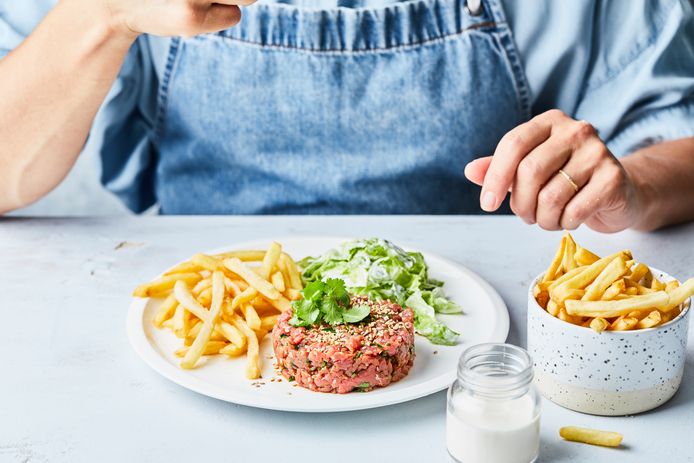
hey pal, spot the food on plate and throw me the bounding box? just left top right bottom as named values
left=534, top=233, right=693, bottom=332
left=299, top=238, right=461, bottom=345
left=559, top=426, right=623, bottom=447
left=272, top=278, right=415, bottom=393
left=133, top=242, right=303, bottom=378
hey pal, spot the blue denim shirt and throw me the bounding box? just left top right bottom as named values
left=2, top=0, right=694, bottom=214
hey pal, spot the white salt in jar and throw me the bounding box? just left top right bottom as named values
left=447, top=343, right=540, bottom=463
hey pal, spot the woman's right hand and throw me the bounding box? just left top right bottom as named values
left=103, top=0, right=256, bottom=39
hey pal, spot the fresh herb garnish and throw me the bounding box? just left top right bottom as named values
left=289, top=279, right=371, bottom=327
left=288, top=376, right=295, bottom=382
left=355, top=382, right=370, bottom=391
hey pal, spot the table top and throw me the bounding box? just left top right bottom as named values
left=1, top=216, right=692, bottom=463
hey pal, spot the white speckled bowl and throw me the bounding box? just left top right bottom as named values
left=527, top=269, right=690, bottom=416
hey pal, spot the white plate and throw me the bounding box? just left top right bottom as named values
left=127, top=237, right=509, bottom=412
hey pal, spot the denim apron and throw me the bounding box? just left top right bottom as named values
left=153, top=0, right=530, bottom=214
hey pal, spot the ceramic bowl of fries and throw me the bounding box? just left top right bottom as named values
left=527, top=233, right=692, bottom=416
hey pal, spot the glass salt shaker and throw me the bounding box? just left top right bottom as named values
left=447, top=343, right=541, bottom=463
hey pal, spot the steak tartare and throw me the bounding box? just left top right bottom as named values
left=272, top=296, right=415, bottom=393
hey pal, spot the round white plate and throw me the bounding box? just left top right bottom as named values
left=127, top=237, right=509, bottom=412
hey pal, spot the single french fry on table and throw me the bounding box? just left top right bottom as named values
left=559, top=426, right=623, bottom=447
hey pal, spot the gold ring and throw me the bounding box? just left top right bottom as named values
left=557, top=169, right=579, bottom=192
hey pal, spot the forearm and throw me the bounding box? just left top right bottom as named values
left=0, top=0, right=136, bottom=213
left=622, top=137, right=694, bottom=231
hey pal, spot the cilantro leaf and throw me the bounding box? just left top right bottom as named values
left=342, top=304, right=371, bottom=323
left=289, top=278, right=371, bottom=327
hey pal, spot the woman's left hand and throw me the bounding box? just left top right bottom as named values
left=464, top=109, right=644, bottom=233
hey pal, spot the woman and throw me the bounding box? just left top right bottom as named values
left=1, top=0, right=693, bottom=232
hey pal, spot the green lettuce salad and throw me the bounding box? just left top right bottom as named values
left=299, top=238, right=462, bottom=345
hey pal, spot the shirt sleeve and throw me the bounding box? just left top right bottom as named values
left=89, top=35, right=160, bottom=213
left=504, top=0, right=694, bottom=157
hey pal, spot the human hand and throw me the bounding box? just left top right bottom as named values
left=465, top=110, right=644, bottom=233
left=101, top=0, right=255, bottom=39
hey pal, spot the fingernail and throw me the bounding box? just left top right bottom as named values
left=481, top=191, right=498, bottom=211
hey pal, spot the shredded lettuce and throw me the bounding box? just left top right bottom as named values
left=299, top=238, right=461, bottom=345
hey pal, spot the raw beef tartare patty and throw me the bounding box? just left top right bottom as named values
left=272, top=296, right=415, bottom=393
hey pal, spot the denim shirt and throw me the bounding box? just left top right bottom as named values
left=2, top=0, right=694, bottom=214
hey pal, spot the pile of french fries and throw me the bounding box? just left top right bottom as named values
left=534, top=233, right=694, bottom=332
left=133, top=242, right=303, bottom=379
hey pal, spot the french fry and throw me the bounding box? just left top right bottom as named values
left=242, top=303, right=262, bottom=331
left=220, top=343, right=247, bottom=357
left=272, top=271, right=286, bottom=292
left=548, top=266, right=585, bottom=291
left=224, top=277, right=242, bottom=296
left=231, top=313, right=261, bottom=379
left=558, top=308, right=582, bottom=325
left=280, top=253, right=303, bottom=290
left=260, top=315, right=279, bottom=331
left=535, top=285, right=550, bottom=310
left=651, top=276, right=666, bottom=291
left=192, top=278, right=212, bottom=295
left=231, top=286, right=259, bottom=310
left=610, top=316, right=638, bottom=331
left=574, top=246, right=600, bottom=266
left=561, top=233, right=577, bottom=272
left=665, top=280, right=680, bottom=292
left=197, top=287, right=213, bottom=307
left=542, top=235, right=566, bottom=283
left=181, top=271, right=225, bottom=369
left=285, top=288, right=302, bottom=301
left=224, top=258, right=281, bottom=301
left=559, top=426, right=623, bottom=447
left=175, top=341, right=227, bottom=357
left=628, top=263, right=650, bottom=283
left=153, top=293, right=178, bottom=327
left=589, top=317, right=609, bottom=333
left=547, top=300, right=561, bottom=317
left=215, top=250, right=266, bottom=261
left=566, top=291, right=669, bottom=318
left=625, top=286, right=638, bottom=295
left=266, top=294, right=292, bottom=313
left=173, top=280, right=210, bottom=323
left=260, top=242, right=282, bottom=280
left=133, top=273, right=202, bottom=298
left=216, top=321, right=246, bottom=348
left=663, top=277, right=694, bottom=312
left=600, top=279, right=626, bottom=300
left=581, top=256, right=627, bottom=301
left=637, top=310, right=662, bottom=329
left=191, top=253, right=224, bottom=272
left=164, top=261, right=203, bottom=275
left=173, top=304, right=185, bottom=338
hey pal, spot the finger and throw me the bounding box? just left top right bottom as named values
left=464, top=156, right=493, bottom=186
left=561, top=163, right=631, bottom=232
left=479, top=112, right=563, bottom=212
left=200, top=4, right=242, bottom=33
left=534, top=138, right=606, bottom=230
left=509, top=137, right=573, bottom=224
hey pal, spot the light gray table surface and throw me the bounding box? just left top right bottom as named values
left=1, top=216, right=693, bottom=463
